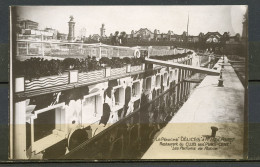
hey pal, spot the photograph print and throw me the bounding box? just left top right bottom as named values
left=10, top=5, right=247, bottom=160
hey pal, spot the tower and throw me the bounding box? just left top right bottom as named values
left=68, top=15, right=75, bottom=41
left=100, top=23, right=105, bottom=37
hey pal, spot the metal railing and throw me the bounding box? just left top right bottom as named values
left=15, top=40, right=188, bottom=60
left=16, top=40, right=136, bottom=59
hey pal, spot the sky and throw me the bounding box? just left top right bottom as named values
left=15, top=6, right=247, bottom=37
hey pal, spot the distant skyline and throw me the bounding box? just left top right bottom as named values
left=15, top=6, right=247, bottom=37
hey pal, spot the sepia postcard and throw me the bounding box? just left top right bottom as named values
left=9, top=5, right=247, bottom=160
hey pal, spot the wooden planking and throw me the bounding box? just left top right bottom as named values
left=145, top=58, right=220, bottom=76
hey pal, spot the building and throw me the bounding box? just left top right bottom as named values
left=170, top=34, right=183, bottom=42
left=187, top=35, right=199, bottom=43
left=68, top=16, right=76, bottom=41
left=16, top=19, right=61, bottom=41
left=18, top=19, right=39, bottom=30
left=57, top=32, right=68, bottom=41
left=85, top=26, right=245, bottom=48
left=204, top=32, right=222, bottom=43
left=226, top=33, right=241, bottom=44
left=17, top=28, right=57, bottom=41
left=130, top=28, right=154, bottom=41
left=45, top=28, right=58, bottom=40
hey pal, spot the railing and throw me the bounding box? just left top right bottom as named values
left=149, top=47, right=186, bottom=56
left=16, top=40, right=136, bottom=59
left=16, top=39, right=190, bottom=61
left=15, top=64, right=146, bottom=93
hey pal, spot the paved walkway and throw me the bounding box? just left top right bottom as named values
left=142, top=57, right=245, bottom=159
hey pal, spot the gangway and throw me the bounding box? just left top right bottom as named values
left=145, top=58, right=220, bottom=76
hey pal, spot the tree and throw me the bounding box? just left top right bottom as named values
left=111, top=31, right=120, bottom=45
left=221, top=32, right=230, bottom=44
left=119, top=31, right=127, bottom=46
left=235, top=33, right=241, bottom=42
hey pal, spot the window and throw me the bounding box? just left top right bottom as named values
left=132, top=81, right=141, bottom=98
left=146, top=77, right=152, bottom=90
left=175, top=69, right=178, bottom=82
left=169, top=71, right=174, bottom=82
left=180, top=69, right=184, bottom=81
left=32, top=105, right=66, bottom=142
left=183, top=69, right=187, bottom=78
left=31, top=103, right=66, bottom=154
left=114, top=89, right=120, bottom=105
left=82, top=93, right=102, bottom=125
left=55, top=107, right=66, bottom=133
left=34, top=109, right=55, bottom=142
left=156, top=75, right=161, bottom=88
left=113, top=86, right=124, bottom=108
left=163, top=73, right=168, bottom=85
